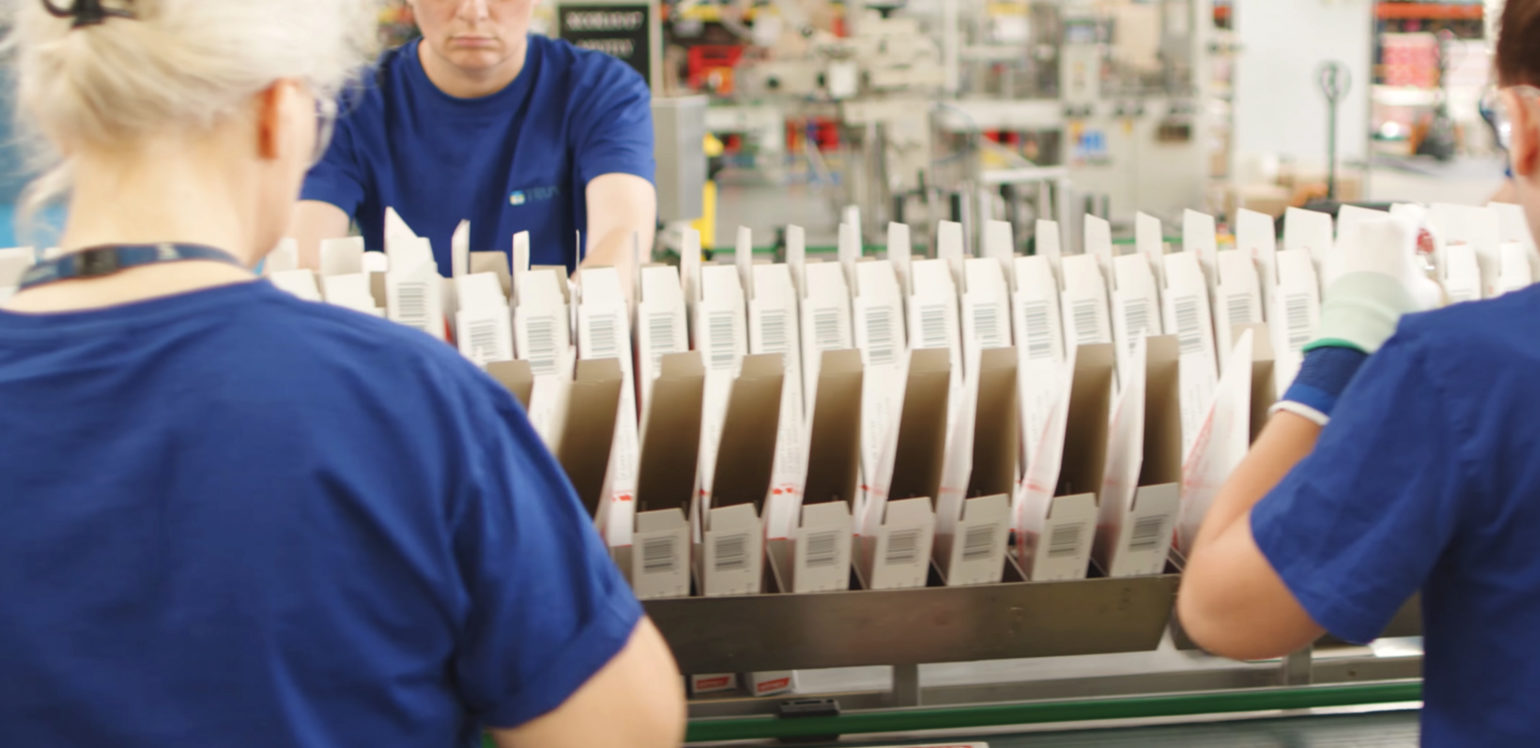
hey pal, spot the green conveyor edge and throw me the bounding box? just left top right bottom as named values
left=479, top=681, right=1421, bottom=745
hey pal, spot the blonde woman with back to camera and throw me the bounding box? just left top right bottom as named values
left=0, top=1, right=685, bottom=746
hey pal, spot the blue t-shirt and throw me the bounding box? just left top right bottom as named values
left=302, top=35, right=655, bottom=273
left=1252, top=285, right=1540, bottom=746
left=0, top=281, right=642, bottom=747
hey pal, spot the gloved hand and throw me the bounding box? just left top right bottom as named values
left=1274, top=215, right=1444, bottom=426
left=1307, top=215, right=1444, bottom=355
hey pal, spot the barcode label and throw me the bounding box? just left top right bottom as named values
left=962, top=525, right=997, bottom=561
left=812, top=306, right=845, bottom=350
left=714, top=533, right=749, bottom=572
left=1047, top=522, right=1085, bottom=559
left=884, top=529, right=920, bottom=565
left=972, top=302, right=1004, bottom=348
left=706, top=310, right=738, bottom=371
left=805, top=531, right=839, bottom=568
left=395, top=281, right=429, bottom=330
left=1128, top=515, right=1168, bottom=553
left=863, top=305, right=898, bottom=366
left=1173, top=296, right=1203, bottom=355
left=1020, top=300, right=1055, bottom=360
left=1285, top=294, right=1313, bottom=350
left=1123, top=298, right=1153, bottom=344
left=524, top=315, right=558, bottom=375
left=916, top=302, right=950, bottom=349
left=758, top=309, right=790, bottom=355
left=585, top=312, right=619, bottom=359
left=465, top=318, right=500, bottom=363
left=641, top=536, right=679, bottom=574
left=1226, top=293, right=1254, bottom=328
left=1070, top=298, right=1101, bottom=345
left=646, top=312, right=679, bottom=374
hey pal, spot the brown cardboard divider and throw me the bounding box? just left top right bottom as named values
left=554, top=358, right=623, bottom=518
left=483, top=359, right=534, bottom=408
left=643, top=559, right=1181, bottom=674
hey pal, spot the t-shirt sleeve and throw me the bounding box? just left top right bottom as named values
left=1250, top=333, right=1468, bottom=644
left=450, top=381, right=643, bottom=728
left=299, top=107, right=368, bottom=216
left=571, top=59, right=656, bottom=186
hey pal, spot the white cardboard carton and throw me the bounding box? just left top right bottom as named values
left=321, top=272, right=385, bottom=316
left=1085, top=214, right=1115, bottom=285
left=1060, top=254, right=1114, bottom=352
left=382, top=210, right=446, bottom=340
left=524, top=351, right=576, bottom=450
left=1335, top=204, right=1387, bottom=243
left=693, top=263, right=750, bottom=511
left=266, top=238, right=300, bottom=275
left=1161, top=252, right=1219, bottom=458
left=1498, top=241, right=1534, bottom=295
left=1183, top=210, right=1219, bottom=293
left=1429, top=202, right=1502, bottom=299
left=960, top=257, right=1012, bottom=380
left=1110, top=253, right=1164, bottom=385
left=512, top=231, right=576, bottom=380
left=1212, top=250, right=1263, bottom=370
left=1283, top=207, right=1334, bottom=291
left=1011, top=255, right=1068, bottom=476
left=630, top=352, right=704, bottom=600
left=1491, top=201, right=1540, bottom=281
left=788, top=225, right=856, bottom=414
left=934, top=347, right=1017, bottom=586
left=1176, top=328, right=1256, bottom=552
left=1094, top=335, right=1182, bottom=578
left=454, top=272, right=515, bottom=366
left=857, top=348, right=947, bottom=590
left=1236, top=209, right=1278, bottom=314
left=1270, top=249, right=1321, bottom=394
left=319, top=236, right=365, bottom=277
left=742, top=251, right=807, bottom=541
left=269, top=269, right=323, bottom=302
left=576, top=267, right=641, bottom=547
left=634, top=263, right=690, bottom=418
left=1135, top=212, right=1167, bottom=287
left=1444, top=243, right=1483, bottom=304
left=1013, top=342, right=1114, bottom=581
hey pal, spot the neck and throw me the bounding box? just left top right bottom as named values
left=417, top=38, right=527, bottom=98
left=2, top=145, right=260, bottom=313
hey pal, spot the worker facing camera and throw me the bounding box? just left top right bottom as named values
left=1178, top=1, right=1540, bottom=745
left=0, top=1, right=683, bottom=747
left=290, top=0, right=658, bottom=291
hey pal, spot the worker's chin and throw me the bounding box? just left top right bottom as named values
left=441, top=44, right=512, bottom=71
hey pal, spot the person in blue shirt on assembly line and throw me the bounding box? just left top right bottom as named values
left=288, top=0, right=657, bottom=286
left=0, top=1, right=683, bottom=747
left=1179, top=2, right=1540, bottom=744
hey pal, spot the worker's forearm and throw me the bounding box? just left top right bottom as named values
left=1190, top=412, right=1322, bottom=554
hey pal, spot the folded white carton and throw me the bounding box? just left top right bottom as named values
left=1135, top=212, right=1167, bottom=287
left=1060, top=254, right=1114, bottom=352
left=1236, top=209, right=1278, bottom=315
left=1335, top=204, right=1388, bottom=243
left=909, top=222, right=965, bottom=394
left=768, top=349, right=863, bottom=594
left=455, top=272, right=515, bottom=366
left=321, top=272, right=386, bottom=316
left=1183, top=209, right=1219, bottom=293
left=1430, top=202, right=1503, bottom=299
left=1094, top=335, right=1182, bottom=578
left=844, top=222, right=908, bottom=519
left=1176, top=328, right=1255, bottom=552
left=1212, top=250, right=1263, bottom=370
left=268, top=269, right=324, bottom=302
left=1498, top=241, right=1534, bottom=296
left=265, top=238, right=300, bottom=275
left=1110, top=254, right=1164, bottom=385
left=523, top=350, right=577, bottom=451
left=736, top=234, right=807, bottom=542
left=550, top=358, right=624, bottom=523
left=856, top=348, right=947, bottom=590
left=686, top=243, right=750, bottom=512
left=1443, top=243, right=1483, bottom=303
left=961, top=232, right=1013, bottom=379
left=934, top=346, right=1017, bottom=586
left=382, top=208, right=446, bottom=340
left=630, top=352, right=705, bottom=600
left=1270, top=249, right=1321, bottom=395
left=698, top=353, right=784, bottom=597
left=787, top=225, right=856, bottom=414
left=634, top=259, right=689, bottom=419
left=319, top=236, right=366, bottom=277
left=1491, top=201, right=1540, bottom=282
left=1014, top=342, right=1114, bottom=581
left=1160, top=251, right=1219, bottom=457
left=483, top=359, right=535, bottom=409
left=576, top=266, right=641, bottom=547
left=1084, top=214, right=1115, bottom=289
left=1010, top=249, right=1068, bottom=478
left=1283, top=207, right=1335, bottom=292
left=511, top=231, right=577, bottom=380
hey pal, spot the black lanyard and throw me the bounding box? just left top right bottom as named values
left=17, top=243, right=247, bottom=291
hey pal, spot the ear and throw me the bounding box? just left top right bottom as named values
left=1508, top=90, right=1540, bottom=179
left=255, top=80, right=305, bottom=162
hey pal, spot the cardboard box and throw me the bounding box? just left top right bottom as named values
left=1060, top=254, right=1113, bottom=352
left=320, top=272, right=385, bottom=316
left=553, top=358, right=624, bottom=521
left=768, top=349, right=863, bottom=594
left=1135, top=212, right=1167, bottom=287
left=1176, top=328, right=1258, bottom=552
left=1160, top=252, right=1218, bottom=458
left=511, top=231, right=577, bottom=380
left=1094, top=335, right=1182, bottom=578
left=787, top=225, right=856, bottom=414
left=469, top=249, right=512, bottom=298
left=1269, top=249, right=1320, bottom=394
left=319, top=236, right=366, bottom=277
left=630, top=351, right=705, bottom=600
left=1182, top=209, right=1219, bottom=292
left=576, top=264, right=641, bottom=547
left=688, top=673, right=740, bottom=696
left=1212, top=250, right=1263, bottom=371
left=1014, top=342, right=1115, bottom=581
left=382, top=208, right=446, bottom=340
left=1235, top=209, right=1279, bottom=326
left=1010, top=253, right=1068, bottom=473
left=1111, top=253, right=1164, bottom=384
left=737, top=236, right=807, bottom=541
left=1283, top=207, right=1333, bottom=292
left=455, top=272, right=516, bottom=366
left=856, top=348, right=947, bottom=590
left=698, top=353, right=784, bottom=597
left=265, top=238, right=299, bottom=274
left=1084, top=214, right=1115, bottom=283
left=934, top=347, right=1017, bottom=586
left=634, top=262, right=690, bottom=419
left=269, top=269, right=323, bottom=302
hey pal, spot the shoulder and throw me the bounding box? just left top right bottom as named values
left=533, top=34, right=647, bottom=93
left=1393, top=287, right=1540, bottom=366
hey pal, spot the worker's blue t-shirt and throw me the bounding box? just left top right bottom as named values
left=0, top=281, right=642, bottom=747
left=1251, top=285, right=1540, bottom=746
left=302, top=34, right=655, bottom=273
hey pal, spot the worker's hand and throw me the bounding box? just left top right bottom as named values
left=1274, top=215, right=1442, bottom=427
left=1307, top=215, right=1443, bottom=356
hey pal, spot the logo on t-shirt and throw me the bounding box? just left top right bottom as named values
left=509, top=186, right=561, bottom=206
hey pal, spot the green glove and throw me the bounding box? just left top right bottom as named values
left=1305, top=216, right=1443, bottom=355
